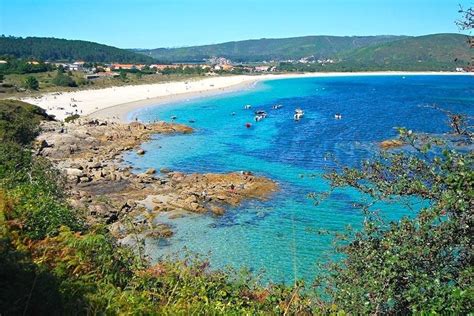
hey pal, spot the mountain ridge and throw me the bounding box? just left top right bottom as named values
left=136, top=35, right=410, bottom=62
left=136, top=33, right=471, bottom=70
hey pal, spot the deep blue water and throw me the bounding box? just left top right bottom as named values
left=124, top=75, right=474, bottom=283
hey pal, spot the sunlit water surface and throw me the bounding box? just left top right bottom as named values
left=123, top=75, right=474, bottom=283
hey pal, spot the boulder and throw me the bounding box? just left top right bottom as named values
left=89, top=162, right=102, bottom=169
left=380, top=139, right=404, bottom=150
left=79, top=176, right=91, bottom=183
left=92, top=170, right=104, bottom=180
left=160, top=167, right=172, bottom=174
left=109, top=222, right=127, bottom=238
left=210, top=205, right=225, bottom=216
left=145, top=168, right=156, bottom=175
left=38, top=139, right=50, bottom=150
left=65, top=168, right=83, bottom=177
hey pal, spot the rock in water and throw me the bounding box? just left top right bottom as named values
left=145, top=168, right=156, bottom=175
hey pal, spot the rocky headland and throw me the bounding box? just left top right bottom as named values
left=35, top=119, right=278, bottom=241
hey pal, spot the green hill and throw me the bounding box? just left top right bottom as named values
left=137, top=35, right=408, bottom=62
left=0, top=36, right=156, bottom=63
left=338, top=33, right=471, bottom=70
left=137, top=33, right=471, bottom=70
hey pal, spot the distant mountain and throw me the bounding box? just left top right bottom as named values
left=338, top=33, right=471, bottom=70
left=137, top=33, right=471, bottom=70
left=136, top=35, right=408, bottom=62
left=0, top=36, right=156, bottom=63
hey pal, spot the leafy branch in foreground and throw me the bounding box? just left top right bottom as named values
left=456, top=5, right=474, bottom=31
left=315, top=111, right=473, bottom=314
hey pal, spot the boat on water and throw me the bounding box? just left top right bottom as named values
left=255, top=110, right=267, bottom=118
left=272, top=104, right=283, bottom=110
left=294, top=108, right=304, bottom=121
left=254, top=110, right=267, bottom=122
left=244, top=104, right=252, bottom=109
left=334, top=113, right=342, bottom=120
left=171, top=116, right=177, bottom=120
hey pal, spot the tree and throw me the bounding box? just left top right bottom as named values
left=119, top=70, right=127, bottom=81
left=24, top=76, right=39, bottom=90
left=314, top=9, right=474, bottom=313
left=52, top=71, right=77, bottom=87
left=456, top=6, right=473, bottom=69
left=456, top=6, right=473, bottom=30
left=317, top=123, right=473, bottom=313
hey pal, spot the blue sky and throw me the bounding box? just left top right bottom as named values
left=0, top=0, right=469, bottom=48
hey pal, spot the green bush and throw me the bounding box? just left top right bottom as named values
left=1, top=144, right=83, bottom=239
left=24, top=76, right=39, bottom=90
left=75, top=77, right=89, bottom=86
left=64, top=114, right=80, bottom=123
left=318, top=124, right=474, bottom=314
left=0, top=99, right=52, bottom=144
left=52, top=72, right=77, bottom=87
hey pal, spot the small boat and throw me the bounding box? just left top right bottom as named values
left=272, top=104, right=283, bottom=110
left=334, top=113, right=342, bottom=120
left=255, top=110, right=267, bottom=118
left=189, top=119, right=196, bottom=123
left=294, top=108, right=304, bottom=121
left=231, top=112, right=236, bottom=116
left=254, top=115, right=264, bottom=122
left=244, top=104, right=252, bottom=109
left=171, top=116, right=177, bottom=120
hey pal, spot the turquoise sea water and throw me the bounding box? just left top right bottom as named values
left=124, top=75, right=474, bottom=283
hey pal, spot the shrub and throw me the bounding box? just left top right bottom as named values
left=24, top=76, right=39, bottom=90
left=0, top=100, right=52, bottom=144
left=317, top=121, right=474, bottom=314
left=75, top=77, right=88, bottom=86
left=64, top=114, right=80, bottom=123
left=52, top=73, right=77, bottom=87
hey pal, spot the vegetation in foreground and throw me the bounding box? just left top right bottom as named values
left=317, top=119, right=473, bottom=314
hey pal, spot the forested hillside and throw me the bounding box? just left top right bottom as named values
left=0, top=36, right=155, bottom=63
left=339, top=33, right=471, bottom=70
left=137, top=33, right=471, bottom=70
left=136, top=35, right=407, bottom=62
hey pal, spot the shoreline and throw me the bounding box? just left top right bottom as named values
left=18, top=71, right=473, bottom=122
left=92, top=77, right=259, bottom=122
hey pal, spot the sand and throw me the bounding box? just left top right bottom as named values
left=18, top=72, right=472, bottom=122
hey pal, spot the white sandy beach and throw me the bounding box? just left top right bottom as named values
left=18, top=72, right=472, bottom=122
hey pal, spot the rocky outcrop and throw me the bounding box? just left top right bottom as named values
left=379, top=139, right=404, bottom=150
left=36, top=119, right=278, bottom=240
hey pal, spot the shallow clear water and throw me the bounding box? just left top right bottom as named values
left=124, top=75, right=474, bottom=283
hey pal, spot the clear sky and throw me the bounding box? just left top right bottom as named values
left=0, top=0, right=469, bottom=49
